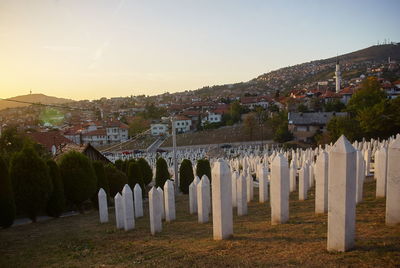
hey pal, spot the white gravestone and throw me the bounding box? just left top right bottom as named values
left=299, top=165, right=309, bottom=201
left=315, top=151, right=328, bottom=213
left=386, top=137, right=400, bottom=225
left=197, top=176, right=210, bottom=223
left=157, top=187, right=165, bottom=220
left=164, top=180, right=176, bottom=222
left=114, top=193, right=124, bottom=229
left=237, top=174, right=247, bottom=216
left=246, top=174, right=254, bottom=202
left=327, top=135, right=356, bottom=252
left=98, top=188, right=108, bottom=223
left=149, top=187, right=162, bottom=235
left=259, top=166, right=269, bottom=203
left=375, top=147, right=388, bottom=198
left=212, top=159, right=233, bottom=240
left=270, top=154, right=290, bottom=225
left=133, top=184, right=143, bottom=218
left=122, top=184, right=135, bottom=231
left=356, top=150, right=365, bottom=204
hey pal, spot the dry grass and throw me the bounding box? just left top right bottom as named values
left=0, top=180, right=399, bottom=267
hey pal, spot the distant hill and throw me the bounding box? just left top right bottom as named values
left=0, top=94, right=74, bottom=111
left=192, top=43, right=400, bottom=97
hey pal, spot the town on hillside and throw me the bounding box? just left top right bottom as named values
left=1, top=44, right=399, bottom=159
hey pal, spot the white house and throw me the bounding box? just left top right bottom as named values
left=82, top=129, right=107, bottom=146
left=105, top=121, right=129, bottom=144
left=174, top=115, right=192, bottom=133
left=201, top=111, right=222, bottom=126
left=151, top=123, right=169, bottom=136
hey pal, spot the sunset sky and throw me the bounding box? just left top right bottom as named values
left=0, top=0, right=399, bottom=100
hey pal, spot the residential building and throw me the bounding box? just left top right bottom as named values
left=174, top=115, right=192, bottom=133
left=288, top=112, right=347, bottom=142
left=151, top=123, right=169, bottom=136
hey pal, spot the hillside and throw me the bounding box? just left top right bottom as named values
left=0, top=93, right=74, bottom=110
left=193, top=43, right=400, bottom=97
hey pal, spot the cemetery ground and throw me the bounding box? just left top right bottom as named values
left=0, top=179, right=399, bottom=267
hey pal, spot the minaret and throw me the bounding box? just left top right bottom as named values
left=335, top=59, right=341, bottom=93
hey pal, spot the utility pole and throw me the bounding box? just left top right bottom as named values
left=171, top=115, right=179, bottom=193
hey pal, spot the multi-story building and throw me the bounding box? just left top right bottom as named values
left=151, top=123, right=169, bottom=136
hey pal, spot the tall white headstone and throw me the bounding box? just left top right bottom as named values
left=237, top=174, right=247, bottom=216
left=114, top=193, right=124, bottom=229
left=231, top=171, right=238, bottom=207
left=157, top=187, right=165, bottom=220
left=246, top=174, right=254, bottom=202
left=270, top=154, right=290, bottom=225
left=122, top=184, right=135, bottom=231
left=315, top=151, right=328, bottom=213
left=259, top=166, right=269, bottom=203
left=189, top=181, right=197, bottom=214
left=289, top=161, right=297, bottom=193
left=197, top=176, right=210, bottom=223
left=212, top=159, right=233, bottom=240
left=164, top=180, right=176, bottom=222
left=327, top=135, right=356, bottom=252
left=356, top=150, right=365, bottom=204
left=375, top=147, right=388, bottom=198
left=299, top=165, right=309, bottom=201
left=149, top=187, right=162, bottom=235
left=133, top=184, right=143, bottom=218
left=98, top=188, right=108, bottom=223
left=386, top=137, right=400, bottom=225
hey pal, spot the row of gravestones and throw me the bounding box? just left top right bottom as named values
left=98, top=134, right=400, bottom=252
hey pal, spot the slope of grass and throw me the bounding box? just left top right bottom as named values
left=0, top=180, right=398, bottom=267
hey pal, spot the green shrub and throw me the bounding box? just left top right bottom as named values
left=58, top=151, right=97, bottom=212
left=127, top=161, right=145, bottom=195
left=114, top=159, right=124, bottom=171
left=45, top=160, right=65, bottom=218
left=179, top=159, right=194, bottom=194
left=0, top=155, right=15, bottom=228
left=155, top=157, right=170, bottom=188
left=196, top=159, right=211, bottom=181
left=10, top=146, right=52, bottom=222
left=105, top=164, right=128, bottom=197
left=137, top=158, right=153, bottom=186
left=91, top=161, right=109, bottom=209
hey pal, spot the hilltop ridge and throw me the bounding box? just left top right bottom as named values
left=0, top=93, right=74, bottom=111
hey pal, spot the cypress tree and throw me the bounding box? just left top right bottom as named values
left=10, top=145, right=52, bottom=222
left=196, top=159, right=212, bottom=181
left=114, top=159, right=124, bottom=171
left=155, top=157, right=170, bottom=188
left=46, top=160, right=65, bottom=218
left=179, top=159, right=194, bottom=194
left=127, top=161, right=146, bottom=196
left=105, top=164, right=128, bottom=197
left=137, top=158, right=153, bottom=186
left=0, top=155, right=16, bottom=228
left=58, top=151, right=97, bottom=212
left=91, top=161, right=109, bottom=209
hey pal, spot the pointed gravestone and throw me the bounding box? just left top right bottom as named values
left=164, top=180, right=176, bottom=222
left=157, top=187, right=165, bottom=220
left=309, top=163, right=315, bottom=188
left=327, top=135, right=356, bottom=252
left=299, top=165, right=309, bottom=201
left=149, top=186, right=162, bottom=235
left=246, top=174, right=254, bottom=202
left=386, top=136, right=400, bottom=225
left=289, top=160, right=297, bottom=192
left=315, top=151, right=328, bottom=214
left=189, top=181, right=197, bottom=214
left=237, top=174, right=247, bottom=216
left=375, top=147, right=388, bottom=198
left=114, top=193, right=124, bottom=229
left=201, top=175, right=211, bottom=212
left=212, top=159, right=233, bottom=240
left=270, top=154, right=289, bottom=225
left=122, top=184, right=135, bottom=231
left=259, top=166, right=269, bottom=203
left=231, top=171, right=238, bottom=208
left=364, top=148, right=371, bottom=176
left=98, top=188, right=108, bottom=223
left=197, top=176, right=210, bottom=223
left=356, top=150, right=366, bottom=204
left=133, top=184, right=143, bottom=218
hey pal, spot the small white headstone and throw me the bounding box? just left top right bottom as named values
left=149, top=187, right=162, bottom=235
left=122, top=184, right=135, bottom=231
left=133, top=184, right=143, bottom=218
left=98, top=188, right=108, bottom=223
left=114, top=193, right=124, bottom=229
left=164, top=180, right=176, bottom=222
